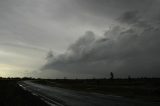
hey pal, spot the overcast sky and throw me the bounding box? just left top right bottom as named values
left=0, top=0, right=160, bottom=78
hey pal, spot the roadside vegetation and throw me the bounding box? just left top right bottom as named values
left=0, top=78, right=48, bottom=106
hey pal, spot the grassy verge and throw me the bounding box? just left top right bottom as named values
left=0, top=78, right=48, bottom=106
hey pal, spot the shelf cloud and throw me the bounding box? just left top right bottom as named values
left=42, top=8, right=160, bottom=78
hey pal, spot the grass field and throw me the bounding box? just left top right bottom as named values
left=33, top=78, right=160, bottom=102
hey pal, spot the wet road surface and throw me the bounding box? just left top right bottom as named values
left=18, top=81, right=160, bottom=106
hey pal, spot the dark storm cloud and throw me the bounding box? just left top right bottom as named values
left=117, top=10, right=155, bottom=31
left=42, top=6, right=160, bottom=77
left=72, top=0, right=153, bottom=18
left=118, top=11, right=139, bottom=24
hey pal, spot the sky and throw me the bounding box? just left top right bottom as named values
left=0, top=0, right=160, bottom=78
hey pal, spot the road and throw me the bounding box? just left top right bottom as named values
left=18, top=81, right=160, bottom=106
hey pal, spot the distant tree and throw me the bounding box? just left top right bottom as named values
left=128, top=75, right=131, bottom=80
left=128, top=75, right=132, bottom=82
left=110, top=72, right=114, bottom=79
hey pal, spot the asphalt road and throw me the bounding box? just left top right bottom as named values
left=18, top=81, right=160, bottom=106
